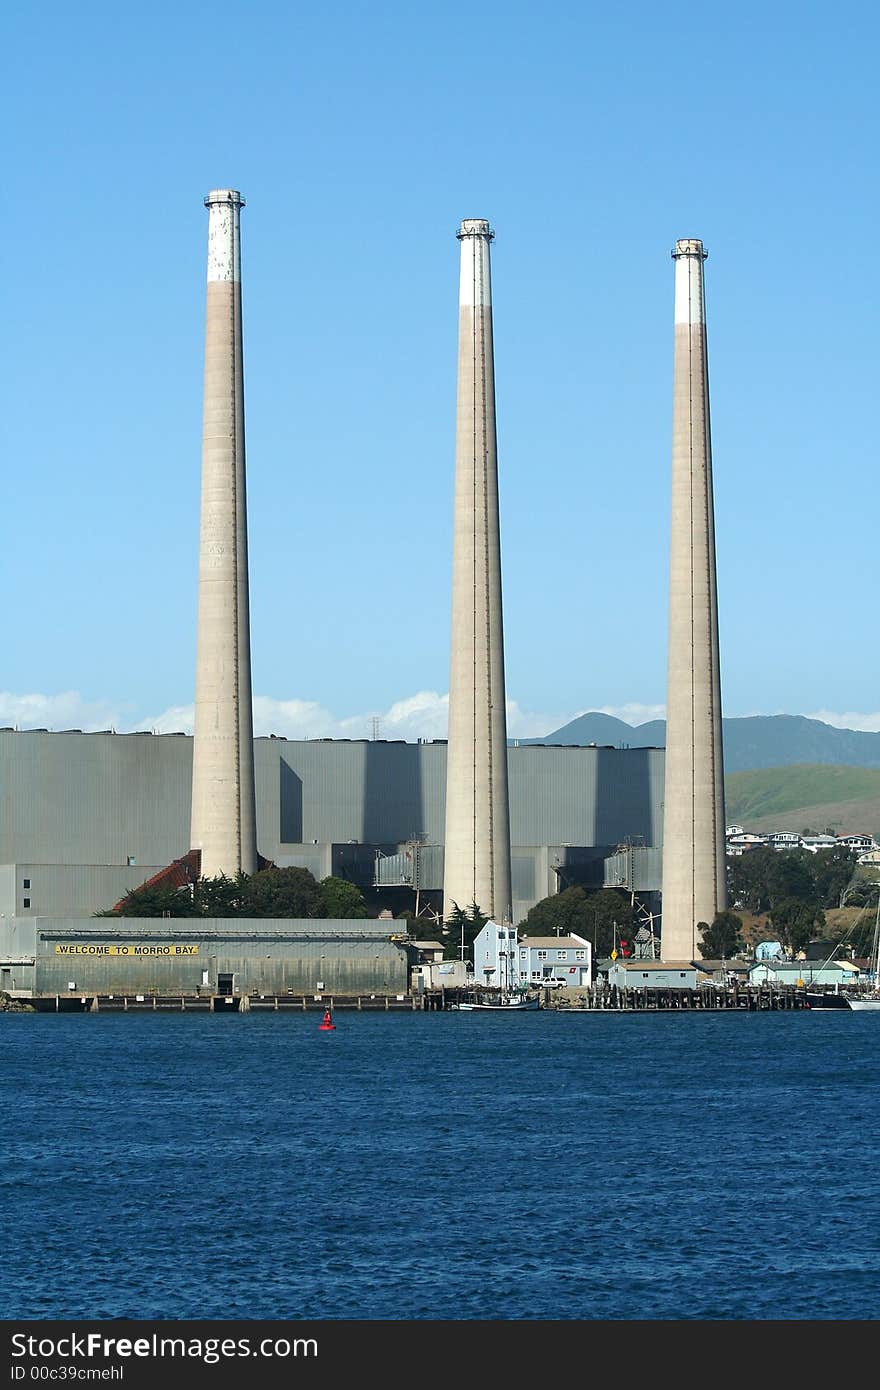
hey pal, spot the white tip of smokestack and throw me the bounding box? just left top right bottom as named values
left=204, top=190, right=244, bottom=283
left=672, top=237, right=707, bottom=325
left=457, top=219, right=494, bottom=308
left=204, top=189, right=245, bottom=207
left=457, top=218, right=494, bottom=239
left=672, top=237, right=706, bottom=258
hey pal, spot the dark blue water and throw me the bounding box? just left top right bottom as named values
left=3, top=1011, right=879, bottom=1320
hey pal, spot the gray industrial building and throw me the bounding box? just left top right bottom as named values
left=0, top=915, right=409, bottom=1000
left=0, top=729, right=664, bottom=924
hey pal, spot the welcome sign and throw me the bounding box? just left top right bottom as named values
left=54, top=944, right=200, bottom=957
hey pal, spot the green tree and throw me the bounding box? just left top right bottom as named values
left=98, top=883, right=201, bottom=917
left=728, top=846, right=778, bottom=913
left=812, top=846, right=857, bottom=909
left=767, top=851, right=817, bottom=903
left=317, top=876, right=368, bottom=918
left=769, top=897, right=825, bottom=954
left=520, top=886, right=590, bottom=939
left=520, top=887, right=635, bottom=957
left=97, top=866, right=370, bottom=920
left=729, top=846, right=833, bottom=927
left=697, top=910, right=744, bottom=959
left=239, top=866, right=323, bottom=918
left=195, top=873, right=247, bottom=917
left=443, top=902, right=488, bottom=961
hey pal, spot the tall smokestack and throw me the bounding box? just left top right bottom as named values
left=661, top=238, right=726, bottom=959
left=442, top=219, right=512, bottom=924
left=190, top=189, right=258, bottom=880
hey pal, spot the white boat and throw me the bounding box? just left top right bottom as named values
left=454, top=995, right=540, bottom=1012
left=848, top=896, right=880, bottom=1011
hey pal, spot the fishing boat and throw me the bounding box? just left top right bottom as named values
left=804, top=987, right=850, bottom=1010
left=848, top=897, right=880, bottom=1011
left=454, top=995, right=541, bottom=1012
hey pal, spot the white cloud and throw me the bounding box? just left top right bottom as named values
left=341, top=691, right=449, bottom=741
left=139, top=691, right=572, bottom=742
left=135, top=703, right=195, bottom=735
left=1, top=688, right=573, bottom=742
left=804, top=710, right=880, bottom=734
left=0, top=690, right=133, bottom=732
left=7, top=690, right=878, bottom=742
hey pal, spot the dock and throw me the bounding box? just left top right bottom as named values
left=20, top=991, right=436, bottom=1014
left=546, top=982, right=815, bottom=1011
left=9, top=983, right=838, bottom=1014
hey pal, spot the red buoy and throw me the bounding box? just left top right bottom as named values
left=319, top=1008, right=335, bottom=1031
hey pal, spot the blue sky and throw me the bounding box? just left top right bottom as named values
left=3, top=1, right=877, bottom=739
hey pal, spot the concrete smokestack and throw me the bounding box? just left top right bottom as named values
left=442, top=219, right=512, bottom=924
left=190, top=189, right=258, bottom=880
left=661, top=238, right=727, bottom=959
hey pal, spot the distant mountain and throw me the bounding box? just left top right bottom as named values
left=523, top=713, right=880, bottom=775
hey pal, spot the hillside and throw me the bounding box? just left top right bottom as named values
left=724, top=765, right=880, bottom=823
left=737, top=795, right=880, bottom=839
left=527, top=713, right=880, bottom=774
left=724, top=765, right=880, bottom=837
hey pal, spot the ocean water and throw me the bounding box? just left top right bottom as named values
left=3, top=1010, right=879, bottom=1321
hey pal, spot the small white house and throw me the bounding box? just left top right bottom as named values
left=515, top=935, right=592, bottom=989
left=769, top=832, right=801, bottom=850
left=726, top=833, right=767, bottom=856
left=409, top=940, right=446, bottom=963
left=608, top=961, right=699, bottom=990
left=837, top=833, right=876, bottom=853
left=411, top=959, right=471, bottom=991
left=749, top=960, right=860, bottom=987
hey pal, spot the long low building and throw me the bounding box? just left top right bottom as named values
left=0, top=729, right=665, bottom=921
left=0, top=916, right=410, bottom=999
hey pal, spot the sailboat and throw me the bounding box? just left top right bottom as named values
left=452, top=935, right=541, bottom=1011
left=848, top=897, right=880, bottom=1011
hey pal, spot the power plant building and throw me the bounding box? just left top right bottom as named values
left=0, top=198, right=731, bottom=997
left=0, top=729, right=664, bottom=926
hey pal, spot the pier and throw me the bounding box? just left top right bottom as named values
left=546, top=982, right=814, bottom=1011
left=20, top=991, right=436, bottom=1014
left=9, top=983, right=839, bottom=1014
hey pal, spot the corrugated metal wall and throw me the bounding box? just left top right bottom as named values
left=0, top=863, right=167, bottom=918
left=0, top=732, right=665, bottom=919
left=1, top=731, right=663, bottom=859
left=3, top=917, right=409, bottom=996
left=0, top=730, right=192, bottom=867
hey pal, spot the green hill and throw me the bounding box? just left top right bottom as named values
left=725, top=764, right=880, bottom=832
